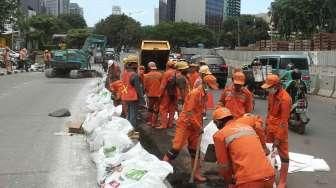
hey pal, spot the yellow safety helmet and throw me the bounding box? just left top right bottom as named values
left=175, top=61, right=189, bottom=70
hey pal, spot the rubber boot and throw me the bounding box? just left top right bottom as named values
left=162, top=154, right=170, bottom=163
left=191, top=158, right=207, bottom=182
left=277, top=163, right=289, bottom=188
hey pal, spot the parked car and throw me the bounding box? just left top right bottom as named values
left=191, top=55, right=228, bottom=88
left=243, top=54, right=311, bottom=96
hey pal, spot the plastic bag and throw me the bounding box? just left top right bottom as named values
left=201, top=121, right=218, bottom=154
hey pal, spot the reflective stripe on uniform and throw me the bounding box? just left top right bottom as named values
left=225, top=126, right=257, bottom=145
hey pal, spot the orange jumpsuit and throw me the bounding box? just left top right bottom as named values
left=218, top=84, right=253, bottom=119
left=213, top=118, right=274, bottom=187
left=203, top=74, right=219, bottom=90
left=109, top=80, right=126, bottom=106
left=171, top=85, right=206, bottom=156
left=3, top=51, right=11, bottom=72
left=266, top=88, right=292, bottom=160
left=144, top=70, right=163, bottom=125
left=159, top=68, right=177, bottom=128
left=189, top=71, right=202, bottom=89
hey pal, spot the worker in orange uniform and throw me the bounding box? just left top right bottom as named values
left=3, top=47, right=12, bottom=74
left=217, top=71, right=253, bottom=118
left=162, top=84, right=207, bottom=182
left=175, top=61, right=191, bottom=112
left=261, top=74, right=292, bottom=188
left=106, top=60, right=123, bottom=107
left=121, top=55, right=144, bottom=127
left=189, top=63, right=201, bottom=89
left=143, top=61, right=163, bottom=127
left=138, top=65, right=145, bottom=84
left=43, top=50, right=52, bottom=69
left=157, top=60, right=177, bottom=129
left=199, top=65, right=219, bottom=90
left=212, top=107, right=274, bottom=188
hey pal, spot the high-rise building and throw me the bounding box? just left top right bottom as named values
left=159, top=0, right=175, bottom=23
left=174, top=0, right=224, bottom=29
left=154, top=8, right=159, bottom=25
left=112, top=6, right=122, bottom=15
left=45, top=0, right=69, bottom=16
left=19, top=0, right=46, bottom=16
left=175, top=0, right=206, bottom=24
left=223, top=0, right=241, bottom=17
left=70, top=3, right=84, bottom=16
left=206, top=0, right=224, bottom=30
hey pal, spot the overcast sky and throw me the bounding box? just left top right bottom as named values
left=71, top=0, right=273, bottom=27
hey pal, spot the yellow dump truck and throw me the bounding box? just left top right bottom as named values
left=140, top=40, right=170, bottom=71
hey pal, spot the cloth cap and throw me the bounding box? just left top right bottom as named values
left=213, top=107, right=233, bottom=120
left=261, top=74, right=280, bottom=89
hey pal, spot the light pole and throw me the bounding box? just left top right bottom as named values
left=237, top=16, right=240, bottom=48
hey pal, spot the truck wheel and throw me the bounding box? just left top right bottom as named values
left=69, top=70, right=81, bottom=79
left=45, top=68, right=56, bottom=78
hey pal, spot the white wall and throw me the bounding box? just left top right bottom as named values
left=175, top=0, right=206, bottom=24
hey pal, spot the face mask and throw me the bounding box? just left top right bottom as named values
left=267, top=87, right=277, bottom=94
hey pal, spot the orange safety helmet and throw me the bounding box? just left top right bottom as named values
left=212, top=107, right=233, bottom=120
left=233, top=71, right=246, bottom=85
left=261, top=74, right=280, bottom=89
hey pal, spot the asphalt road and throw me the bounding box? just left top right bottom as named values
left=0, top=72, right=96, bottom=188
left=207, top=90, right=336, bottom=188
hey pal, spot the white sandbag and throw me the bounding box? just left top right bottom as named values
left=311, top=159, right=330, bottom=172
left=102, top=116, right=133, bottom=135
left=200, top=121, right=218, bottom=154
left=82, top=108, right=114, bottom=134
left=102, top=144, right=173, bottom=188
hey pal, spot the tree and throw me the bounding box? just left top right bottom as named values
left=220, top=15, right=270, bottom=48
left=94, top=14, right=142, bottom=51
left=27, top=15, right=70, bottom=46
left=66, top=28, right=91, bottom=48
left=270, top=0, right=336, bottom=39
left=0, top=0, right=19, bottom=33
left=58, top=14, right=87, bottom=29
left=141, top=22, right=216, bottom=49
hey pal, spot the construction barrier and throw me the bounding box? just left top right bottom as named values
left=309, top=74, right=320, bottom=95
left=317, top=75, right=335, bottom=97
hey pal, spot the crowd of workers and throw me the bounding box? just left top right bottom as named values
left=105, top=55, right=292, bottom=188
left=1, top=47, right=52, bottom=74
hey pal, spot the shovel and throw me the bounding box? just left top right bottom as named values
left=188, top=130, right=203, bottom=184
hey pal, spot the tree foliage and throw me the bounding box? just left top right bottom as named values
left=94, top=14, right=142, bottom=51
left=141, top=22, right=216, bottom=49
left=0, top=0, right=19, bottom=33
left=26, top=14, right=88, bottom=47
left=27, top=15, right=70, bottom=46
left=58, top=14, right=87, bottom=29
left=66, top=28, right=91, bottom=48
left=270, top=0, right=336, bottom=39
left=220, top=15, right=270, bottom=48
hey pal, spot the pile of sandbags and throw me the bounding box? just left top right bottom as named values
left=82, top=77, right=173, bottom=188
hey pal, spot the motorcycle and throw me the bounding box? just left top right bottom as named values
left=283, top=72, right=310, bottom=134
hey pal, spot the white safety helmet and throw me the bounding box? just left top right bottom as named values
left=108, top=60, right=115, bottom=67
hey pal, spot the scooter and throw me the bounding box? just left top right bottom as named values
left=289, top=97, right=310, bottom=134
left=284, top=78, right=310, bottom=134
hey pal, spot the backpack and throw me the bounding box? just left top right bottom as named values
left=166, top=73, right=177, bottom=99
